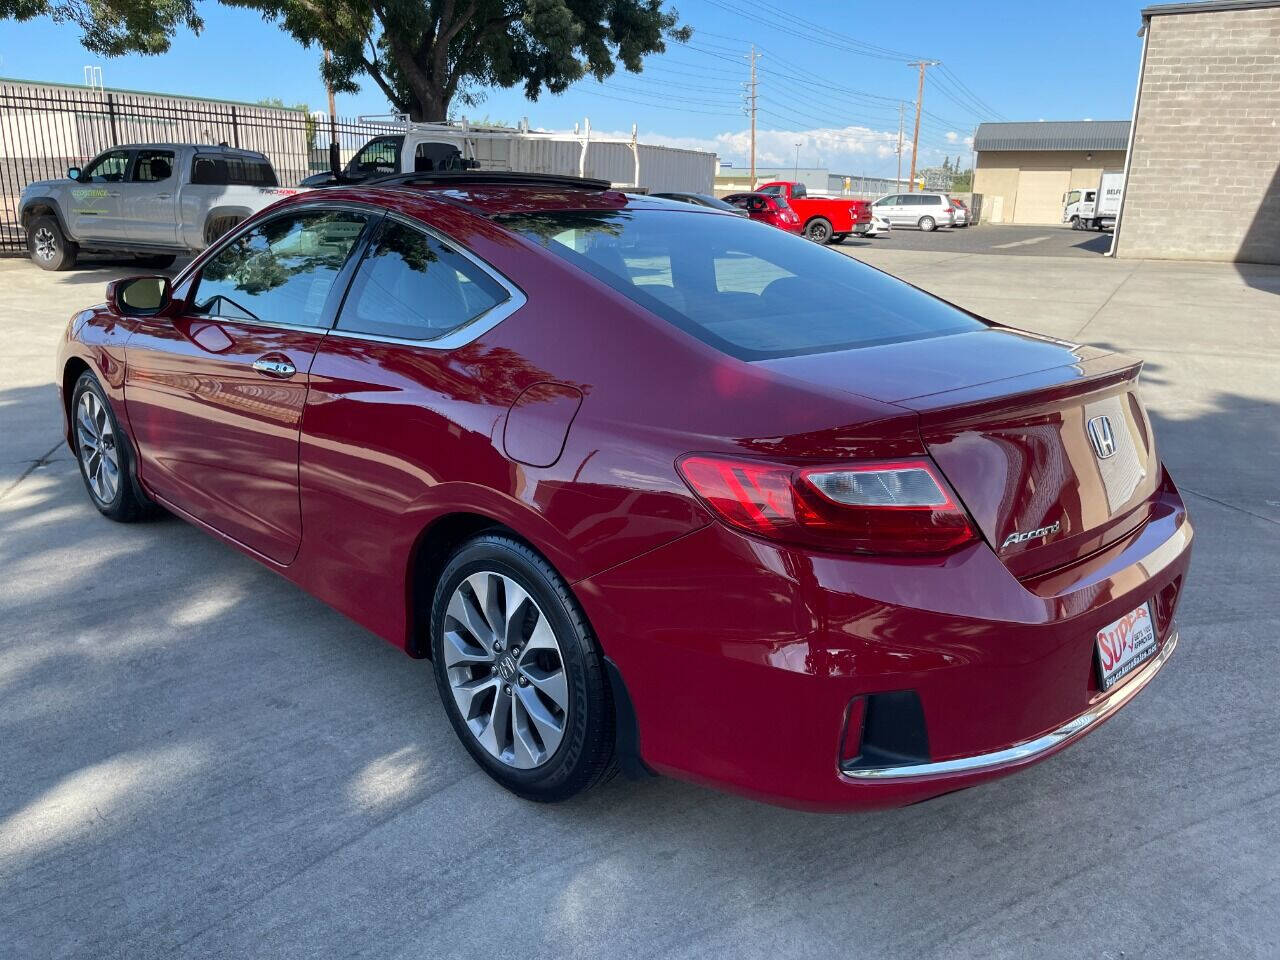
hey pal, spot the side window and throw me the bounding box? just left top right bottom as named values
left=748, top=197, right=767, bottom=212
left=414, top=141, right=464, bottom=172
left=1066, top=191, right=1080, bottom=205
left=351, top=136, right=404, bottom=176
left=193, top=210, right=368, bottom=327
left=757, top=185, right=782, bottom=197
left=336, top=219, right=509, bottom=341
left=133, top=150, right=175, bottom=183
left=791, top=183, right=808, bottom=199
left=1085, top=191, right=1096, bottom=202
left=82, top=150, right=131, bottom=183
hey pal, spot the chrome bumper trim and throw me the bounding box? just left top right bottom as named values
left=842, top=627, right=1179, bottom=781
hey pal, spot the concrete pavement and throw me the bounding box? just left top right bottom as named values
left=2, top=249, right=1279, bottom=959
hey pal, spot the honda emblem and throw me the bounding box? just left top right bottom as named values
left=1087, top=415, right=1117, bottom=460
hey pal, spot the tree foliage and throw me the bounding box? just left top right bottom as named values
left=0, top=0, right=202, bottom=55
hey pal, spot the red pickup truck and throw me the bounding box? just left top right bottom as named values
left=756, top=181, right=873, bottom=244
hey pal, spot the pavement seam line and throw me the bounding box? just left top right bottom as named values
left=0, top=441, right=64, bottom=504
left=1072, top=263, right=1141, bottom=340
left=1181, top=487, right=1280, bottom=526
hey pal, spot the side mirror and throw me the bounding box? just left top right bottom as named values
left=107, top=275, right=172, bottom=316
left=67, top=166, right=82, bottom=181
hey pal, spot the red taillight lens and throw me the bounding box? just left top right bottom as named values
left=676, top=455, right=977, bottom=555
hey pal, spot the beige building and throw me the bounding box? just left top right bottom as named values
left=1114, top=0, right=1280, bottom=264
left=973, top=121, right=1129, bottom=225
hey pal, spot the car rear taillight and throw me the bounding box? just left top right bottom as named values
left=676, top=455, right=977, bottom=555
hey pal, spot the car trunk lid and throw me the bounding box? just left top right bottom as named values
left=757, top=328, right=1161, bottom=576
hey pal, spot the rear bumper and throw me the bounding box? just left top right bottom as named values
left=577, top=476, right=1191, bottom=811
left=842, top=628, right=1178, bottom=781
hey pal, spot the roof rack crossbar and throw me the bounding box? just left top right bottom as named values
left=364, top=171, right=614, bottom=191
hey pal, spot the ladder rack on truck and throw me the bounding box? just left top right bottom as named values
left=313, top=116, right=716, bottom=194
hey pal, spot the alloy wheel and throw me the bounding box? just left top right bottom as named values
left=442, top=570, right=569, bottom=769
left=33, top=226, right=57, bottom=262
left=76, top=390, right=120, bottom=504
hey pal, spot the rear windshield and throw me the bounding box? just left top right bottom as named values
left=191, top=155, right=278, bottom=186
left=498, top=209, right=983, bottom=360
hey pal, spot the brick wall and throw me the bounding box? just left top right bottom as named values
left=1117, top=5, right=1280, bottom=263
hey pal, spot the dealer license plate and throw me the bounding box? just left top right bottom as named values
left=1096, top=602, right=1158, bottom=692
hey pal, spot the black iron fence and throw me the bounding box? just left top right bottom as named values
left=0, top=79, right=400, bottom=254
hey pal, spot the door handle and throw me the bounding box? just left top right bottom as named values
left=156, top=193, right=172, bottom=199
left=252, top=357, right=296, bottom=379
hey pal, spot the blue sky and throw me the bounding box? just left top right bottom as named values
left=1, top=0, right=1149, bottom=177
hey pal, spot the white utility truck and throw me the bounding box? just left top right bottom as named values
left=1063, top=170, right=1125, bottom=231
left=304, top=117, right=717, bottom=194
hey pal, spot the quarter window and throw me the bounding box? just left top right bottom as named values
left=336, top=219, right=508, bottom=341
left=193, top=210, right=369, bottom=327
left=81, top=150, right=131, bottom=183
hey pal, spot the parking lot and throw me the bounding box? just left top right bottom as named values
left=3, top=246, right=1280, bottom=959
left=851, top=221, right=1115, bottom=257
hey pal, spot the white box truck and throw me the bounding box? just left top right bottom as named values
left=1063, top=170, right=1124, bottom=231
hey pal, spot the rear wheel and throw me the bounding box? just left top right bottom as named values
left=28, top=215, right=77, bottom=271
left=430, top=534, right=616, bottom=801
left=71, top=372, right=158, bottom=522
left=805, top=217, right=833, bottom=243
left=919, top=216, right=937, bottom=232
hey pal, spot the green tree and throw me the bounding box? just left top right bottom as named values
left=237, top=0, right=694, bottom=122
left=9, top=0, right=692, bottom=123
left=0, top=0, right=201, bottom=55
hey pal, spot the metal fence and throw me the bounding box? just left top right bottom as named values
left=0, top=79, right=401, bottom=254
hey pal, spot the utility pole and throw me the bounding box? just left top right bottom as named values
left=324, top=49, right=340, bottom=176
left=896, top=101, right=905, bottom=188
left=793, top=141, right=802, bottom=181
left=746, top=45, right=759, bottom=187
left=907, top=60, right=940, bottom=192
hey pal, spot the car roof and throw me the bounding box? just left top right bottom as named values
left=110, top=143, right=270, bottom=159
left=321, top=182, right=702, bottom=219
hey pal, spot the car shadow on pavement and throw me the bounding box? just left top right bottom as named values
left=1, top=376, right=1279, bottom=957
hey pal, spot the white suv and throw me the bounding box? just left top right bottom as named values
left=871, top=192, right=956, bottom=232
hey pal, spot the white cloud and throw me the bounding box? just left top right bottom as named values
left=945, top=130, right=959, bottom=143
left=585, top=123, right=911, bottom=174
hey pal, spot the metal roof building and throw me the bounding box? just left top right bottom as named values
left=973, top=120, right=1130, bottom=225
left=974, top=121, right=1131, bottom=153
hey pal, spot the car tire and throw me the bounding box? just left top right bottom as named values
left=28, top=215, right=78, bottom=271
left=805, top=218, right=834, bottom=243
left=919, top=216, right=937, bottom=232
left=1070, top=216, right=1081, bottom=231
left=70, top=371, right=160, bottom=522
left=430, top=534, right=617, bottom=802
left=135, top=254, right=177, bottom=269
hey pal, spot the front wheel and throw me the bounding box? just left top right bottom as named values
left=28, top=215, right=78, bottom=271
left=805, top=217, right=833, bottom=243
left=918, top=216, right=937, bottom=232
left=430, top=534, right=616, bottom=802
left=71, top=372, right=159, bottom=522
left=1070, top=216, right=1081, bottom=231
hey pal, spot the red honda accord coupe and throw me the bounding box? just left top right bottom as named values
left=57, top=173, right=1191, bottom=810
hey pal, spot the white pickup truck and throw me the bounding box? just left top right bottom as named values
left=18, top=143, right=303, bottom=270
